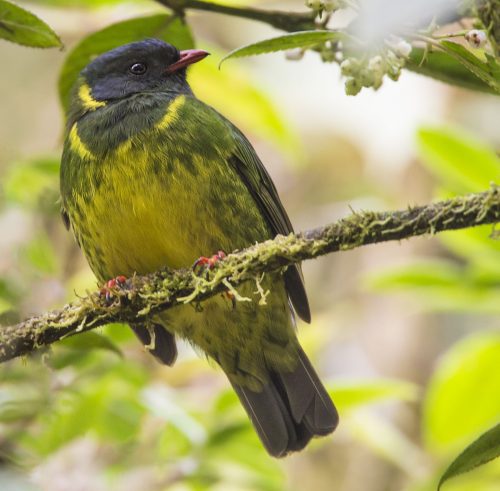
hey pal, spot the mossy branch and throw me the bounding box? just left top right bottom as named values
left=2, top=186, right=500, bottom=363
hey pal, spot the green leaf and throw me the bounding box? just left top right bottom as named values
left=424, top=332, right=500, bottom=455
left=35, top=0, right=122, bottom=6
left=367, top=260, right=463, bottom=290
left=348, top=411, right=424, bottom=474
left=20, top=233, right=58, bottom=275
left=59, top=331, right=122, bottom=357
left=142, top=385, right=207, bottom=445
left=407, top=48, right=498, bottom=95
left=22, top=363, right=147, bottom=455
left=328, top=378, right=418, bottom=412
left=207, top=421, right=252, bottom=448
left=417, top=126, right=500, bottom=194
left=438, top=226, right=500, bottom=277
left=367, top=259, right=500, bottom=314
left=190, top=51, right=301, bottom=159
left=0, top=384, right=45, bottom=422
left=438, top=41, right=500, bottom=94
left=3, top=156, right=59, bottom=208
left=0, top=277, right=19, bottom=304
left=438, top=423, right=500, bottom=490
left=58, top=14, right=194, bottom=112
left=220, top=30, right=348, bottom=66
left=0, top=0, right=62, bottom=48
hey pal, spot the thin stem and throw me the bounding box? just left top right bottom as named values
left=155, top=0, right=317, bottom=32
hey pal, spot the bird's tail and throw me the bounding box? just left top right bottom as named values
left=230, top=345, right=338, bottom=457
left=131, top=322, right=178, bottom=366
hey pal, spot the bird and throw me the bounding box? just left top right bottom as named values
left=60, top=38, right=338, bottom=457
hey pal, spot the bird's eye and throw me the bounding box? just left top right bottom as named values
left=129, top=62, right=147, bottom=75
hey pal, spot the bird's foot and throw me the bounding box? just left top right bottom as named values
left=223, top=290, right=236, bottom=309
left=193, top=250, right=226, bottom=270
left=193, top=251, right=235, bottom=308
left=100, top=275, right=128, bottom=303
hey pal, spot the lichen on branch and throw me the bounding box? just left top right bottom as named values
left=1, top=186, right=500, bottom=363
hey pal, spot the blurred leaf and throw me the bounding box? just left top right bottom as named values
left=0, top=297, right=12, bottom=314
left=367, top=259, right=500, bottom=313
left=417, top=127, right=500, bottom=194
left=0, top=0, right=62, bottom=48
left=3, top=157, right=59, bottom=208
left=0, top=277, right=19, bottom=310
left=368, top=260, right=463, bottom=289
left=438, top=226, right=500, bottom=276
left=35, top=0, right=123, bottom=6
left=59, top=331, right=122, bottom=357
left=329, top=378, right=418, bottom=412
left=190, top=54, right=300, bottom=158
left=437, top=41, right=500, bottom=94
left=424, top=332, right=500, bottom=455
left=142, top=384, right=207, bottom=445
left=22, top=362, right=147, bottom=455
left=157, top=422, right=194, bottom=458
left=348, top=410, right=424, bottom=476
left=438, top=423, right=500, bottom=490
left=202, top=390, right=283, bottom=489
left=58, top=14, right=194, bottom=112
left=0, top=384, right=46, bottom=423
left=407, top=48, right=499, bottom=95
left=20, top=233, right=58, bottom=275
left=220, top=30, right=348, bottom=65
left=213, top=388, right=240, bottom=414
left=402, top=286, right=500, bottom=314
left=103, top=322, right=135, bottom=344
left=203, top=434, right=283, bottom=491
left=207, top=422, right=252, bottom=448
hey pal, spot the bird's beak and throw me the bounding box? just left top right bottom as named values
left=166, top=49, right=210, bottom=74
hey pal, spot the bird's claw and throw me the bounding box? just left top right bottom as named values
left=100, top=275, right=128, bottom=303
left=193, top=250, right=226, bottom=270
left=223, top=290, right=236, bottom=309
left=192, top=251, right=235, bottom=308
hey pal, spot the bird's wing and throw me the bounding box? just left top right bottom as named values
left=227, top=124, right=311, bottom=323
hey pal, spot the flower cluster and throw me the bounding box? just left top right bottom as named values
left=340, top=36, right=412, bottom=95
left=305, top=0, right=348, bottom=15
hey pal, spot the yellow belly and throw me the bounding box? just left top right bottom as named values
left=73, top=137, right=267, bottom=282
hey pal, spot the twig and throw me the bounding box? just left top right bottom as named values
left=155, top=0, right=317, bottom=32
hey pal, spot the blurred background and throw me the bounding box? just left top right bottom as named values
left=0, top=1, right=499, bottom=491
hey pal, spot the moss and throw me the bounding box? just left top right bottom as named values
left=1, top=186, right=500, bottom=362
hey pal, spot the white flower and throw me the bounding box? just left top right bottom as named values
left=465, top=30, right=487, bottom=49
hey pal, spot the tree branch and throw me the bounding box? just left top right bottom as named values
left=2, top=186, right=500, bottom=363
left=155, top=0, right=317, bottom=32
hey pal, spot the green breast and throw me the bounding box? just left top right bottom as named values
left=61, top=94, right=270, bottom=281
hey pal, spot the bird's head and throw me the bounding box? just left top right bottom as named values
left=76, top=39, right=209, bottom=105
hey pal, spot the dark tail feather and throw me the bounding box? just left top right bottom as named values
left=131, top=323, right=177, bottom=366
left=231, top=345, right=338, bottom=457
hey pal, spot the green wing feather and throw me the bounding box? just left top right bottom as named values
left=225, top=121, right=311, bottom=323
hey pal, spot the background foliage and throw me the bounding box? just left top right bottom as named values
left=0, top=1, right=499, bottom=490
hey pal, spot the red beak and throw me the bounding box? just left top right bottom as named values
left=166, top=49, right=210, bottom=74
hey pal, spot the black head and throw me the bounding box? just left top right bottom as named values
left=81, top=39, right=209, bottom=101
